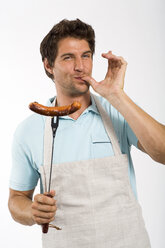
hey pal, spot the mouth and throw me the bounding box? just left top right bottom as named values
left=74, top=77, right=86, bottom=82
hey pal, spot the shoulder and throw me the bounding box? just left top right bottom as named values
left=14, top=96, right=55, bottom=143
left=13, top=113, right=45, bottom=145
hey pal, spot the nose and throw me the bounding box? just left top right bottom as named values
left=74, top=57, right=83, bottom=72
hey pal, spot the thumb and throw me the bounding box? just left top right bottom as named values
left=44, top=190, right=56, bottom=198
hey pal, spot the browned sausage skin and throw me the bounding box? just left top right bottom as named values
left=29, top=101, right=81, bottom=116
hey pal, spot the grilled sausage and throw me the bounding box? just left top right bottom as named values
left=29, top=101, right=81, bottom=116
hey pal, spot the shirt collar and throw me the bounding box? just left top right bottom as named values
left=83, top=94, right=99, bottom=115
left=47, top=93, right=99, bottom=118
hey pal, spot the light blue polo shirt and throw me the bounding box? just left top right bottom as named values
left=10, top=94, right=138, bottom=198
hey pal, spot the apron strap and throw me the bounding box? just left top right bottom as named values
left=92, top=94, right=122, bottom=156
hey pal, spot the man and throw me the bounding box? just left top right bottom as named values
left=8, top=19, right=165, bottom=247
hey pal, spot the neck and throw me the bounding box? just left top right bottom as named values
left=55, top=91, right=91, bottom=120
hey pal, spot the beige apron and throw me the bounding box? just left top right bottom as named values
left=40, top=95, right=151, bottom=248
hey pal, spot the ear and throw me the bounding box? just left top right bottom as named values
left=43, top=58, right=53, bottom=75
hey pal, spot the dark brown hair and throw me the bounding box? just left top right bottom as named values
left=40, top=19, right=95, bottom=79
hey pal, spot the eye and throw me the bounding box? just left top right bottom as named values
left=82, top=53, right=91, bottom=58
left=63, top=56, right=71, bottom=60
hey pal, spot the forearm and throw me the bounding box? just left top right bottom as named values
left=8, top=194, right=35, bottom=226
left=107, top=90, right=165, bottom=164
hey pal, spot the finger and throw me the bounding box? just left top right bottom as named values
left=118, top=56, right=128, bottom=65
left=34, top=194, right=56, bottom=206
left=102, top=52, right=120, bottom=79
left=32, top=201, right=57, bottom=212
left=32, top=209, right=56, bottom=220
left=81, top=75, right=99, bottom=90
left=102, top=50, right=112, bottom=58
left=102, top=52, right=127, bottom=65
left=102, top=51, right=120, bottom=61
left=44, top=190, right=56, bottom=197
left=103, top=54, right=127, bottom=79
left=34, top=215, right=55, bottom=225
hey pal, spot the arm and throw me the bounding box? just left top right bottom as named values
left=82, top=51, right=165, bottom=164
left=110, top=90, right=165, bottom=163
left=8, top=188, right=57, bottom=226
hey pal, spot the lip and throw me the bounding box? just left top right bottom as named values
left=74, top=77, right=85, bottom=82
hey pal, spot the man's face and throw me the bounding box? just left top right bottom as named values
left=51, top=37, right=93, bottom=97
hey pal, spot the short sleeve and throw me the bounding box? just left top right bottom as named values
left=9, top=136, right=39, bottom=191
left=126, top=121, right=138, bottom=148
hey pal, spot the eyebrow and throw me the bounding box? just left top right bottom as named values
left=61, top=50, right=92, bottom=58
left=61, top=53, right=73, bottom=58
left=83, top=50, right=92, bottom=55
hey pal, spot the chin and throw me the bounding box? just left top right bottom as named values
left=70, top=86, right=90, bottom=97
left=78, top=84, right=90, bottom=94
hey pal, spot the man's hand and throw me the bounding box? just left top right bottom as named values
left=31, top=190, right=57, bottom=225
left=82, top=51, right=127, bottom=101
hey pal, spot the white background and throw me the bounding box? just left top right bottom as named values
left=0, top=0, right=165, bottom=247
